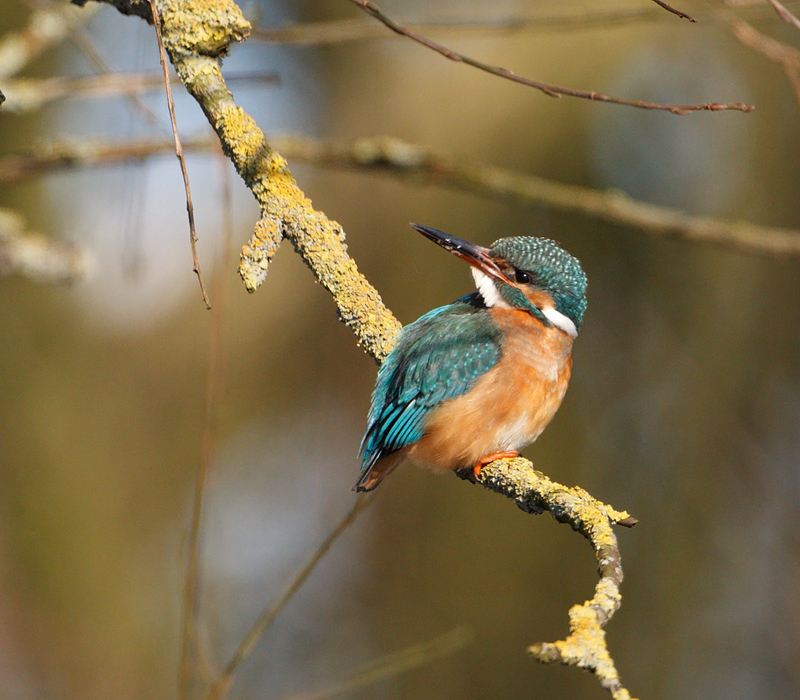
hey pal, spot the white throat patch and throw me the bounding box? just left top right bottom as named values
left=471, top=268, right=512, bottom=309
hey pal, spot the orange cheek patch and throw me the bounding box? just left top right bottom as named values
left=523, top=288, right=556, bottom=310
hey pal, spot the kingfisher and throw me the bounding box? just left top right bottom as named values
left=355, top=223, right=587, bottom=492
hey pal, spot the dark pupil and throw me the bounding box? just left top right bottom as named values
left=515, top=270, right=531, bottom=284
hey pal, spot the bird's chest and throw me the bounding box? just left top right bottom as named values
left=411, top=311, right=573, bottom=470
left=487, top=317, right=573, bottom=447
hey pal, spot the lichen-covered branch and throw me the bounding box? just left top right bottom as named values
left=110, top=0, right=400, bottom=362
left=85, top=1, right=638, bottom=697
left=0, top=207, right=86, bottom=283
left=467, top=457, right=637, bottom=700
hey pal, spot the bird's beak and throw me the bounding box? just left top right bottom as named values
left=410, top=223, right=506, bottom=283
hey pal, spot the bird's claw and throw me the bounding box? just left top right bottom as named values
left=472, top=451, right=521, bottom=478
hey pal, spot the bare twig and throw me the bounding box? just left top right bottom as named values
left=734, top=22, right=800, bottom=104
left=275, top=627, right=473, bottom=700
left=148, top=0, right=211, bottom=308
left=252, top=8, right=673, bottom=45
left=68, top=24, right=166, bottom=129
left=649, top=0, right=697, bottom=22
left=203, top=495, right=373, bottom=700
left=345, top=0, right=751, bottom=114
left=0, top=71, right=278, bottom=114
left=717, top=5, right=800, bottom=108
left=17, top=0, right=162, bottom=126
left=768, top=0, right=800, bottom=29
left=0, top=207, right=86, bottom=283
left=0, top=136, right=215, bottom=183
left=0, top=2, right=100, bottom=81
left=179, top=157, right=234, bottom=700
left=4, top=135, right=800, bottom=261
left=252, top=3, right=795, bottom=45
left=728, top=18, right=800, bottom=65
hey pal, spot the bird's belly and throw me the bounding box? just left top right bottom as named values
left=407, top=344, right=572, bottom=472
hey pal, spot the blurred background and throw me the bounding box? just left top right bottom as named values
left=1, top=0, right=799, bottom=698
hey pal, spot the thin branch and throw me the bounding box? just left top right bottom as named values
left=203, top=495, right=374, bottom=700
left=768, top=0, right=800, bottom=30
left=4, top=135, right=800, bottom=261
left=0, top=71, right=278, bottom=114
left=252, top=3, right=798, bottom=45
left=148, top=0, right=211, bottom=309
left=0, top=207, right=86, bottom=283
left=16, top=0, right=163, bottom=127
left=66, top=23, right=166, bottom=129
left=252, top=8, right=674, bottom=45
left=0, top=136, right=216, bottom=183
left=178, top=156, right=234, bottom=700
left=0, top=2, right=101, bottom=81
left=717, top=5, right=800, bottom=108
left=730, top=37, right=800, bottom=110
left=344, top=0, right=751, bottom=115
left=274, top=627, right=474, bottom=700
left=649, top=0, right=697, bottom=22
left=728, top=17, right=800, bottom=64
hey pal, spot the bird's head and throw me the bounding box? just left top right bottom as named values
left=411, top=223, right=587, bottom=338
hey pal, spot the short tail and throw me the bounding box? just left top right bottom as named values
left=353, top=452, right=403, bottom=492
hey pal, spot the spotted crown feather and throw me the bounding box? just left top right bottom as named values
left=491, top=237, right=588, bottom=330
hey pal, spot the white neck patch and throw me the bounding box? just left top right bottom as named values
left=542, top=306, right=578, bottom=338
left=471, top=268, right=512, bottom=309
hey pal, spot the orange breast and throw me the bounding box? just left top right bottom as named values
left=407, top=308, right=574, bottom=472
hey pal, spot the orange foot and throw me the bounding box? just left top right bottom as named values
left=473, top=451, right=520, bottom=478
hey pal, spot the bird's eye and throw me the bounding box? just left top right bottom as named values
left=515, top=270, right=532, bottom=284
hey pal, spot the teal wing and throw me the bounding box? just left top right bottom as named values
left=357, top=293, right=502, bottom=486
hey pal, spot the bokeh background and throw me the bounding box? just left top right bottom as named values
left=1, top=0, right=799, bottom=699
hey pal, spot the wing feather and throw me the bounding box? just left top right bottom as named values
left=359, top=293, right=502, bottom=474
